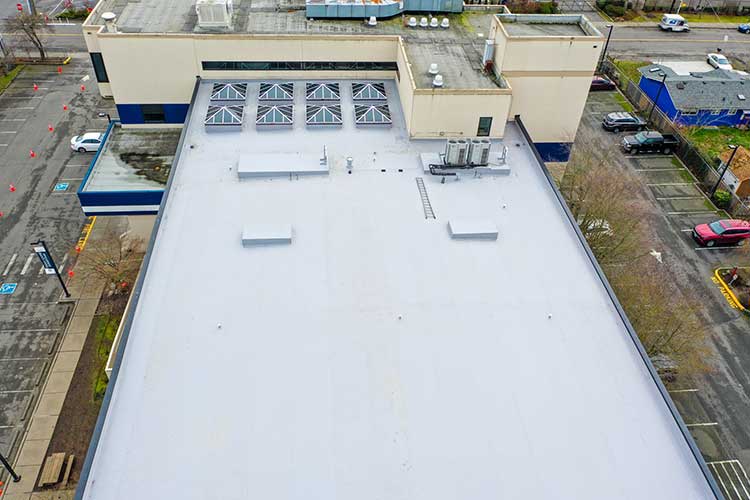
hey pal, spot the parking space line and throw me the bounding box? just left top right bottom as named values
left=0, top=144, right=8, bottom=147
left=58, top=253, right=68, bottom=273
left=635, top=168, right=684, bottom=172
left=0, top=96, right=43, bottom=100
left=0, top=389, right=33, bottom=394
left=0, top=131, right=17, bottom=134
left=686, top=422, right=718, bottom=427
left=668, top=388, right=698, bottom=393
left=0, top=107, right=35, bottom=111
left=2, top=254, right=17, bottom=276
left=65, top=164, right=89, bottom=168
left=696, top=246, right=737, bottom=252
left=19, top=253, right=34, bottom=275
left=0, top=328, right=55, bottom=333
left=668, top=211, right=718, bottom=216
left=58, top=177, right=83, bottom=181
left=647, top=182, right=694, bottom=187
left=680, top=229, right=693, bottom=233
left=656, top=196, right=704, bottom=201
left=0, top=119, right=26, bottom=122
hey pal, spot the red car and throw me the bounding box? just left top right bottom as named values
left=692, top=219, right=750, bottom=247
left=591, top=75, right=616, bottom=91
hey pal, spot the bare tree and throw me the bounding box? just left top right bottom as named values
left=560, top=141, right=646, bottom=265
left=77, top=229, right=145, bottom=295
left=4, top=12, right=48, bottom=61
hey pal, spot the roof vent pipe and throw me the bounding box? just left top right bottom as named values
left=101, top=12, right=118, bottom=33
left=408, top=17, right=417, bottom=27
left=368, top=16, right=377, bottom=26
left=346, top=157, right=354, bottom=169
left=441, top=18, right=450, bottom=28
left=419, top=17, right=428, bottom=28
left=432, top=74, right=444, bottom=88
left=429, top=17, right=439, bottom=28
left=428, top=63, right=439, bottom=75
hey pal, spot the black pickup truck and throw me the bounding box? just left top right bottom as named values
left=621, top=131, right=679, bottom=155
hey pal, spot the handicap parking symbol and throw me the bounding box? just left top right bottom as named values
left=0, top=283, right=17, bottom=295
left=54, top=183, right=69, bottom=192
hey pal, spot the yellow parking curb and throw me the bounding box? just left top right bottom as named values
left=714, top=268, right=745, bottom=311
left=62, top=56, right=71, bottom=65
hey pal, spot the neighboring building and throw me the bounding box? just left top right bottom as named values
left=639, top=63, right=750, bottom=127
left=82, top=1, right=604, bottom=162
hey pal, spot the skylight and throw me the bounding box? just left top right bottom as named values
left=352, top=82, right=387, bottom=101
left=256, top=105, right=294, bottom=127
left=204, top=105, right=244, bottom=128
left=305, top=82, right=340, bottom=101
left=258, top=82, right=294, bottom=101
left=306, top=104, right=343, bottom=126
left=354, top=104, right=392, bottom=126
left=210, top=83, right=247, bottom=102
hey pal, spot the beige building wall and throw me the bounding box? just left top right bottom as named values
left=410, top=91, right=511, bottom=139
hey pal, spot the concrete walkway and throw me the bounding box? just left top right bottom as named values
left=0, top=217, right=125, bottom=499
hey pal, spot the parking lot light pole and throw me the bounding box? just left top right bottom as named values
left=599, top=24, right=614, bottom=69
left=98, top=112, right=112, bottom=123
left=711, top=144, right=739, bottom=197
left=0, top=451, right=21, bottom=482
left=647, top=73, right=668, bottom=123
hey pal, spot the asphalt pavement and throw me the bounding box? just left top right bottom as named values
left=0, top=54, right=115, bottom=467
left=578, top=90, right=750, bottom=497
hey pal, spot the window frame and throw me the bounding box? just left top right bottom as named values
left=141, top=104, right=166, bottom=124
left=477, top=116, right=492, bottom=137
left=90, top=52, right=109, bottom=83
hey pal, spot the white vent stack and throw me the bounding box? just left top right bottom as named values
left=428, top=63, right=439, bottom=75
left=196, top=0, right=234, bottom=28
left=432, top=74, right=444, bottom=88
left=441, top=18, right=450, bottom=28
left=368, top=16, right=377, bottom=26
left=408, top=17, right=417, bottom=27
left=429, top=18, right=439, bottom=28
left=445, top=139, right=469, bottom=166
left=468, top=138, right=492, bottom=165
left=101, top=12, right=118, bottom=33
left=346, top=157, right=354, bottom=169
left=740, top=94, right=747, bottom=101
left=419, top=17, right=428, bottom=28
left=482, top=39, right=494, bottom=65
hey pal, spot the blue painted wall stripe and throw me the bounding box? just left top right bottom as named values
left=116, top=103, right=189, bottom=125
left=535, top=142, right=572, bottom=162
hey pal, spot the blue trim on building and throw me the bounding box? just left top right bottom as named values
left=116, top=103, right=190, bottom=125
left=83, top=209, right=160, bottom=216
left=534, top=142, right=572, bottom=162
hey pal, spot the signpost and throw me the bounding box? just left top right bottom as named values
left=31, top=240, right=70, bottom=297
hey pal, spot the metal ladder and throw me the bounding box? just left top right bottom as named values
left=415, top=177, right=436, bottom=219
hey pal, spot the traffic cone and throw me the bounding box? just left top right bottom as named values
left=63, top=104, right=69, bottom=111
left=29, top=150, right=36, bottom=158
left=9, top=184, right=16, bottom=192
left=33, top=83, right=38, bottom=91
left=48, top=124, right=54, bottom=132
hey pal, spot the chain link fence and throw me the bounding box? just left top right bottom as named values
left=600, top=58, right=750, bottom=217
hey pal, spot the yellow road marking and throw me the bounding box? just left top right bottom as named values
left=712, top=268, right=744, bottom=311
left=76, top=216, right=96, bottom=252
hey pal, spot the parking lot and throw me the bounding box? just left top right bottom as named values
left=579, top=90, right=750, bottom=499
left=0, top=55, right=116, bottom=466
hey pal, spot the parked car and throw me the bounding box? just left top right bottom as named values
left=591, top=75, right=616, bottom=91
left=707, top=53, right=733, bottom=70
left=659, top=13, right=690, bottom=32
left=738, top=23, right=750, bottom=34
left=70, top=132, right=103, bottom=153
left=621, top=131, right=679, bottom=154
left=692, top=219, right=750, bottom=247
left=602, top=112, right=647, bottom=132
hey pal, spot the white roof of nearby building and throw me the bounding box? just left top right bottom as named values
left=80, top=80, right=717, bottom=500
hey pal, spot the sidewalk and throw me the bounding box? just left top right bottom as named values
left=0, top=218, right=130, bottom=499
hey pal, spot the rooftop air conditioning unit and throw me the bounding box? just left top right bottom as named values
left=468, top=139, right=491, bottom=166
left=445, top=139, right=468, bottom=166
left=196, top=0, right=233, bottom=28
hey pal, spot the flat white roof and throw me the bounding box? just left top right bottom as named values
left=81, top=80, right=716, bottom=499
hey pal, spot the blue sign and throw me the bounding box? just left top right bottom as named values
left=0, top=283, right=17, bottom=295
left=54, top=183, right=69, bottom=192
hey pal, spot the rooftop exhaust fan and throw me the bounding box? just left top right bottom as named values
left=441, top=18, right=450, bottom=28
left=432, top=74, right=444, bottom=88
left=368, top=16, right=377, bottom=26
left=420, top=17, right=428, bottom=28
left=429, top=18, right=439, bottom=28
left=429, top=63, right=439, bottom=75
left=408, top=17, right=417, bottom=27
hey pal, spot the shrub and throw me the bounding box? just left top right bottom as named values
left=714, top=189, right=732, bottom=209
left=58, top=8, right=90, bottom=19
left=604, top=4, right=626, bottom=17
left=538, top=2, right=558, bottom=14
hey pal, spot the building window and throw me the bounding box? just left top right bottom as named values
left=477, top=117, right=492, bottom=137
left=90, top=52, right=109, bottom=83
left=141, top=104, right=165, bottom=123
left=201, top=61, right=398, bottom=71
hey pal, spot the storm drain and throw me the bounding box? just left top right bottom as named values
left=415, top=177, right=435, bottom=219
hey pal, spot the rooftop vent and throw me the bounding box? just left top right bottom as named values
left=368, top=16, right=377, bottom=26
left=408, top=17, right=417, bottom=27
left=649, top=67, right=661, bottom=73
left=429, top=18, right=439, bottom=28
left=428, top=63, right=439, bottom=75
left=441, top=18, right=450, bottom=28
left=101, top=12, right=118, bottom=33
left=740, top=94, right=747, bottom=100
left=420, top=17, right=428, bottom=28
left=432, top=74, right=444, bottom=88
left=448, top=219, right=498, bottom=241
left=676, top=82, right=685, bottom=89
left=196, top=0, right=233, bottom=28
left=242, top=224, right=292, bottom=246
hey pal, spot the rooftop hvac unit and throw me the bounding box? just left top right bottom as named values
left=196, top=0, right=233, bottom=28
left=468, top=139, right=491, bottom=166
left=445, top=139, right=468, bottom=166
